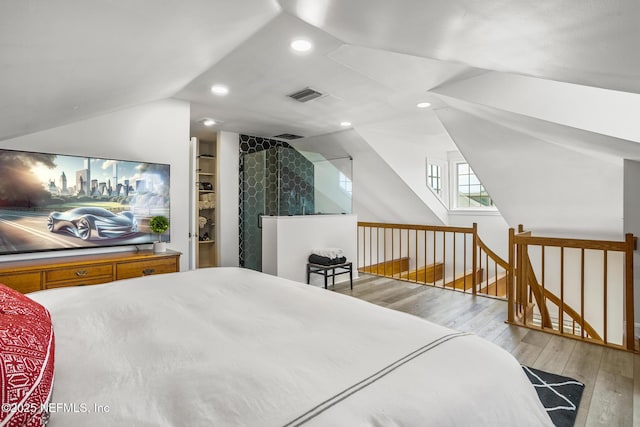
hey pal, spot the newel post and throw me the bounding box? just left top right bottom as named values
left=507, top=228, right=515, bottom=323
left=624, top=233, right=636, bottom=351
left=472, top=223, right=478, bottom=295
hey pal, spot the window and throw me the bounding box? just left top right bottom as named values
left=456, top=163, right=493, bottom=208
left=426, top=163, right=441, bottom=195
left=338, top=171, right=352, bottom=195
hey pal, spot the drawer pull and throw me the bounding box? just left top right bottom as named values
left=75, top=270, right=89, bottom=277
left=142, top=268, right=156, bottom=276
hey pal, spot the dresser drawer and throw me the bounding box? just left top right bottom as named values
left=116, top=258, right=178, bottom=280
left=45, top=264, right=113, bottom=283
left=0, top=272, right=42, bottom=293
left=45, top=276, right=113, bottom=289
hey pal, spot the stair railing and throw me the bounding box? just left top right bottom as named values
left=357, top=221, right=636, bottom=351
left=357, top=222, right=509, bottom=299
left=508, top=225, right=636, bottom=351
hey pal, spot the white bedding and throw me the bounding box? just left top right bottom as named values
left=28, top=267, right=553, bottom=426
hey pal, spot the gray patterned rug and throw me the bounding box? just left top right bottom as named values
left=523, top=365, right=585, bottom=427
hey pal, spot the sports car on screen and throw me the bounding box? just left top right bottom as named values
left=47, top=207, right=138, bottom=241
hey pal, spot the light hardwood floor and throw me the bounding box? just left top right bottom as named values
left=332, top=274, right=639, bottom=427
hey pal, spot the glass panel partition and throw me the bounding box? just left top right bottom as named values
left=308, top=155, right=352, bottom=215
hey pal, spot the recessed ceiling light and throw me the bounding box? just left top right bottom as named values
left=340, top=121, right=352, bottom=127
left=210, top=84, right=229, bottom=96
left=290, top=38, right=313, bottom=52
left=203, top=119, right=216, bottom=127
left=417, top=102, right=432, bottom=108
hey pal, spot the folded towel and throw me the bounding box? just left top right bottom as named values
left=199, top=200, right=216, bottom=209
left=311, top=248, right=344, bottom=259
left=308, top=254, right=347, bottom=266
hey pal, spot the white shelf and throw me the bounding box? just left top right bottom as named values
left=195, top=138, right=217, bottom=269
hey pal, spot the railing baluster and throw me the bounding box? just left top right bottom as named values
left=442, top=231, right=447, bottom=288
left=541, top=246, right=546, bottom=330
left=603, top=250, right=608, bottom=344
left=560, top=247, right=564, bottom=336
left=580, top=248, right=585, bottom=338
left=433, top=230, right=436, bottom=285
left=376, top=227, right=379, bottom=277
left=523, top=244, right=528, bottom=326
left=485, top=252, right=489, bottom=295
left=369, top=226, right=372, bottom=275
left=494, top=260, right=498, bottom=296
left=423, top=230, right=427, bottom=285
left=357, top=225, right=361, bottom=271
left=414, top=228, right=418, bottom=283
left=472, top=223, right=478, bottom=295
left=453, top=232, right=457, bottom=290
left=464, top=232, right=468, bottom=293
left=391, top=228, right=395, bottom=277
left=407, top=228, right=411, bottom=281
left=383, top=228, right=387, bottom=277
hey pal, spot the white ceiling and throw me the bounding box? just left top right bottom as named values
left=2, top=0, right=640, bottom=157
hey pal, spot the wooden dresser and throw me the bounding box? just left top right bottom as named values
left=0, top=250, right=181, bottom=293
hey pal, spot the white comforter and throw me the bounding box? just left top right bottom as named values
left=29, top=267, right=553, bottom=426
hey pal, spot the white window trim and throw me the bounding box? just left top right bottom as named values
left=425, top=157, right=449, bottom=208
left=448, top=154, right=497, bottom=212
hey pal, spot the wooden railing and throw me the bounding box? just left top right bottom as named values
left=508, top=225, right=636, bottom=351
left=357, top=222, right=509, bottom=299
left=357, top=221, right=637, bottom=352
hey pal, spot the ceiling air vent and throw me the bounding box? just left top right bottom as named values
left=287, top=87, right=324, bottom=103
left=273, top=133, right=304, bottom=140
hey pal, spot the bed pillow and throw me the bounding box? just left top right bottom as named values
left=0, top=284, right=55, bottom=427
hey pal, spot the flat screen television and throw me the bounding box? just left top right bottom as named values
left=0, top=148, right=170, bottom=255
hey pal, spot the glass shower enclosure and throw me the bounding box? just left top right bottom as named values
left=240, top=144, right=352, bottom=271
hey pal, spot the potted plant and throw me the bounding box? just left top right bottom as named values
left=149, top=215, right=169, bottom=253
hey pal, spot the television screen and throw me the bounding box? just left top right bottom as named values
left=0, top=148, right=170, bottom=255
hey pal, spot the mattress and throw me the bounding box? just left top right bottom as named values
left=28, top=267, right=553, bottom=426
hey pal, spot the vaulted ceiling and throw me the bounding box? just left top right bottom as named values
left=3, top=0, right=639, bottom=147
left=2, top=0, right=640, bottom=235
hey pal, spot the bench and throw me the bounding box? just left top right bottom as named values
left=306, top=261, right=353, bottom=290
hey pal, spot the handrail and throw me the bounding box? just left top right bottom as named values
left=524, top=257, right=552, bottom=329
left=540, top=286, right=602, bottom=342
left=357, top=222, right=474, bottom=234
left=477, top=235, right=509, bottom=270
left=513, top=234, right=634, bottom=251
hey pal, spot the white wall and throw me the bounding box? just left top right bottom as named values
left=437, top=107, right=623, bottom=239
left=624, top=159, right=640, bottom=333
left=448, top=211, right=510, bottom=260
left=262, top=214, right=358, bottom=286
left=0, top=99, right=191, bottom=271
left=355, top=115, right=452, bottom=224
left=292, top=130, right=444, bottom=225
left=217, top=131, right=240, bottom=267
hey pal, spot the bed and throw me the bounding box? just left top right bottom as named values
left=3, top=267, right=553, bottom=426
